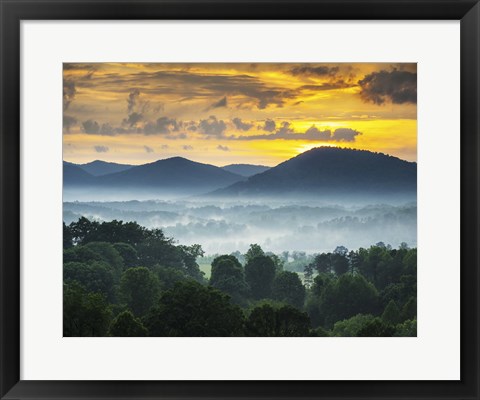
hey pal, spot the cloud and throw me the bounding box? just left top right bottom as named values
left=209, top=96, right=227, bottom=109
left=100, top=123, right=115, bottom=135
left=305, top=125, right=332, bottom=140
left=123, top=112, right=143, bottom=128
left=144, top=145, right=154, bottom=153
left=63, top=80, right=76, bottom=111
left=300, top=81, right=353, bottom=91
left=230, top=123, right=361, bottom=142
left=160, top=144, right=169, bottom=149
left=182, top=145, right=193, bottom=151
left=358, top=70, right=417, bottom=105
left=290, top=65, right=339, bottom=77
left=94, top=145, right=109, bottom=153
left=232, top=117, right=253, bottom=131
left=262, top=119, right=276, bottom=132
left=82, top=120, right=100, bottom=134
left=217, top=145, right=230, bottom=152
left=198, top=116, right=227, bottom=137
left=144, top=117, right=178, bottom=135
left=331, top=128, right=361, bottom=142
left=63, top=115, right=77, bottom=132
left=127, top=89, right=140, bottom=113
left=75, top=70, right=299, bottom=110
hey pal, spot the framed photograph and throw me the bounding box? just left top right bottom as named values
left=1, top=0, right=479, bottom=399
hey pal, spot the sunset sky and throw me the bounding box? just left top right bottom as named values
left=63, top=63, right=417, bottom=166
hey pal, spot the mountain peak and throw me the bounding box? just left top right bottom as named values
left=210, top=147, right=416, bottom=200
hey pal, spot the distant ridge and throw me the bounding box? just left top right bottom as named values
left=222, top=164, right=270, bottom=177
left=64, top=157, right=245, bottom=196
left=63, top=161, right=95, bottom=185
left=209, top=147, right=416, bottom=199
left=78, top=160, right=133, bottom=176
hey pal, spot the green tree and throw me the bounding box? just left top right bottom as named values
left=245, top=304, right=311, bottom=336
left=63, top=222, right=73, bottom=248
left=313, top=253, right=332, bottom=274
left=394, top=318, right=417, bottom=337
left=119, top=267, right=160, bottom=316
left=332, top=314, right=376, bottom=337
left=143, top=281, right=244, bottom=336
left=272, top=271, right=306, bottom=309
left=357, top=317, right=395, bottom=337
left=266, top=252, right=284, bottom=272
left=401, top=296, right=417, bottom=322
left=210, top=255, right=248, bottom=304
left=64, top=261, right=115, bottom=301
left=113, top=242, right=138, bottom=269
left=108, top=310, right=148, bottom=336
left=83, top=242, right=124, bottom=280
left=322, top=274, right=379, bottom=327
left=332, top=246, right=349, bottom=275
left=381, top=299, right=401, bottom=325
left=245, top=244, right=265, bottom=264
left=63, top=282, right=112, bottom=336
left=245, top=255, right=276, bottom=299
left=153, top=265, right=188, bottom=290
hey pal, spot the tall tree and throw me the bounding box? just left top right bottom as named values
left=322, top=274, right=379, bottom=327
left=245, top=255, right=276, bottom=299
left=63, top=282, right=112, bottom=337
left=144, top=281, right=244, bottom=336
left=245, top=244, right=265, bottom=264
left=245, top=304, right=311, bottom=336
left=210, top=255, right=248, bottom=304
left=272, top=271, right=306, bottom=309
left=119, top=267, right=160, bottom=316
left=108, top=310, right=148, bottom=336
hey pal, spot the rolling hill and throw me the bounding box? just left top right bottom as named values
left=221, top=164, right=270, bottom=177
left=63, top=161, right=95, bottom=185
left=78, top=160, right=133, bottom=176
left=209, top=147, right=416, bottom=200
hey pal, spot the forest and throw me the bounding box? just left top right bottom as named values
left=63, top=217, right=417, bottom=337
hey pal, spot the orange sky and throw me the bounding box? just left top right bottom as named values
left=63, top=63, right=417, bottom=166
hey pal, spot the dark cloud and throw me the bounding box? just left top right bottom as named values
left=76, top=70, right=298, bottom=110
left=63, top=115, right=77, bottom=132
left=123, top=112, right=143, bottom=128
left=182, top=145, right=193, bottom=151
left=290, top=65, right=339, bottom=77
left=232, top=117, right=253, bottom=131
left=82, top=120, right=100, bottom=134
left=305, top=125, right=332, bottom=140
left=63, top=63, right=98, bottom=71
left=100, top=123, right=115, bottom=135
left=127, top=89, right=140, bottom=113
left=217, top=145, right=230, bottom=152
left=209, top=96, right=227, bottom=109
left=331, top=128, right=361, bottom=142
left=230, top=123, right=361, bottom=142
left=198, top=116, right=227, bottom=137
left=276, top=122, right=295, bottom=136
left=94, top=145, right=109, bottom=153
left=144, top=117, right=178, bottom=135
left=262, top=119, right=276, bottom=132
left=63, top=80, right=76, bottom=111
left=144, top=145, right=154, bottom=153
left=358, top=70, right=417, bottom=105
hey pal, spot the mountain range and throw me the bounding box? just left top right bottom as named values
left=221, top=164, right=270, bottom=177
left=64, top=147, right=416, bottom=200
left=78, top=160, right=133, bottom=176
left=211, top=147, right=416, bottom=199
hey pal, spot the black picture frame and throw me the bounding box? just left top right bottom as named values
left=1, top=1, right=479, bottom=399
